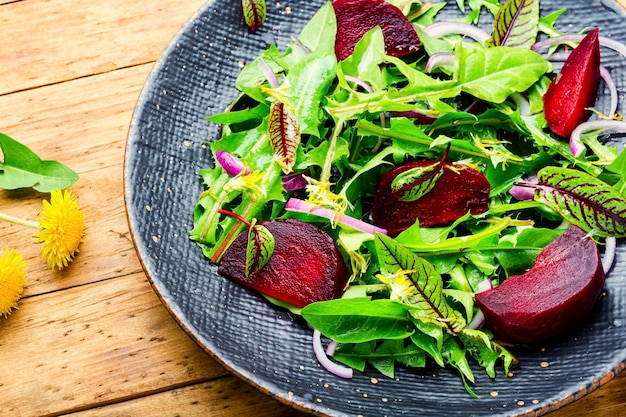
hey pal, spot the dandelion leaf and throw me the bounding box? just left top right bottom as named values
left=0, top=133, right=78, bottom=192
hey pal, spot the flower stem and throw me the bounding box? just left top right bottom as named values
left=0, top=211, right=41, bottom=230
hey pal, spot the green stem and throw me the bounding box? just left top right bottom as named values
left=321, top=121, right=345, bottom=183
left=0, top=211, right=41, bottom=230
left=487, top=201, right=545, bottom=215
left=401, top=217, right=512, bottom=252
left=355, top=120, right=525, bottom=166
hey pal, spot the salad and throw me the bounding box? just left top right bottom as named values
left=190, top=0, right=626, bottom=394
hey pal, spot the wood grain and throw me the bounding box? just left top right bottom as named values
left=0, top=273, right=224, bottom=417
left=0, top=0, right=206, bottom=95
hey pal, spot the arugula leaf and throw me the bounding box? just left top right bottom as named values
left=0, top=132, right=78, bottom=192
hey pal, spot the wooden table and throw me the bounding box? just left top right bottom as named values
left=0, top=1, right=624, bottom=416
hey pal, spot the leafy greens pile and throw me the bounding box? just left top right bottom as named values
left=191, top=0, right=626, bottom=394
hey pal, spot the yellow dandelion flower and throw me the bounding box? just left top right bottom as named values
left=0, top=247, right=27, bottom=318
left=36, top=189, right=85, bottom=270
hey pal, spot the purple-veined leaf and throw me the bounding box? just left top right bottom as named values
left=527, top=167, right=626, bottom=237
left=245, top=222, right=275, bottom=276
left=390, top=162, right=444, bottom=202
left=242, top=0, right=266, bottom=32
left=486, top=0, right=539, bottom=49
left=375, top=234, right=466, bottom=334
left=268, top=102, right=300, bottom=174
left=390, top=145, right=449, bottom=202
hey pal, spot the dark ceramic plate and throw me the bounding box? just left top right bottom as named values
left=124, top=1, right=626, bottom=416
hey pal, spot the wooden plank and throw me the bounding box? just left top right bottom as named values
left=0, top=64, right=154, bottom=295
left=549, top=372, right=626, bottom=417
left=0, top=63, right=151, bottom=174
left=67, top=378, right=309, bottom=417
left=0, top=273, right=226, bottom=417
left=0, top=0, right=207, bottom=95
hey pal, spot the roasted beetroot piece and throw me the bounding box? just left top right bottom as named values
left=543, top=28, right=601, bottom=138
left=218, top=219, right=349, bottom=308
left=475, top=225, right=605, bottom=345
left=371, top=160, right=490, bottom=234
left=332, top=0, right=420, bottom=61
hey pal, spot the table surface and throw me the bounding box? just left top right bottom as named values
left=0, top=0, right=625, bottom=416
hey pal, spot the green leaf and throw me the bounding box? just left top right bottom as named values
left=242, top=0, right=266, bottom=32
left=268, top=102, right=300, bottom=173
left=0, top=132, right=78, bottom=192
left=486, top=0, right=539, bottom=49
left=391, top=161, right=444, bottom=202
left=531, top=167, right=626, bottom=237
left=245, top=223, right=275, bottom=276
left=606, top=148, right=626, bottom=194
left=301, top=297, right=414, bottom=343
left=456, top=43, right=550, bottom=103
left=296, top=2, right=336, bottom=54
left=375, top=234, right=466, bottom=334
left=284, top=52, right=337, bottom=136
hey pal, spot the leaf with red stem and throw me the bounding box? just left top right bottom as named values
left=242, top=0, right=266, bottom=32
left=268, top=102, right=300, bottom=174
left=486, top=0, right=539, bottom=49
left=524, top=166, right=626, bottom=237
left=245, top=222, right=275, bottom=276
left=391, top=145, right=450, bottom=202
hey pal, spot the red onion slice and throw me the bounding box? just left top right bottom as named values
left=510, top=175, right=538, bottom=201
left=469, top=279, right=492, bottom=330
left=533, top=34, right=626, bottom=59
left=468, top=309, right=485, bottom=330
left=423, top=22, right=490, bottom=44
left=285, top=198, right=388, bottom=235
left=215, top=150, right=250, bottom=176
left=569, top=120, right=626, bottom=157
left=425, top=52, right=455, bottom=73
left=313, top=329, right=353, bottom=379
left=603, top=236, right=617, bottom=275
left=344, top=75, right=374, bottom=93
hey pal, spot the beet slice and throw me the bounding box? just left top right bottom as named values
left=332, top=0, right=420, bottom=61
left=218, top=219, right=349, bottom=308
left=371, top=160, right=490, bottom=234
left=475, top=225, right=605, bottom=345
left=543, top=28, right=601, bottom=138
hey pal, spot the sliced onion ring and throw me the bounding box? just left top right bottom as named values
left=569, top=120, right=626, bottom=157
left=285, top=198, right=388, bottom=235
left=215, top=150, right=250, bottom=176
left=603, top=236, right=617, bottom=275
left=423, top=22, right=491, bottom=44
left=425, top=52, right=455, bottom=73
left=313, top=329, right=353, bottom=379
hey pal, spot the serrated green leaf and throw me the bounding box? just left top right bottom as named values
left=375, top=234, right=466, bottom=334
left=456, top=43, right=550, bottom=103
left=486, top=0, right=539, bottom=49
left=242, top=0, right=266, bottom=32
left=0, top=132, right=78, bottom=192
left=245, top=223, right=274, bottom=276
left=531, top=167, right=626, bottom=237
